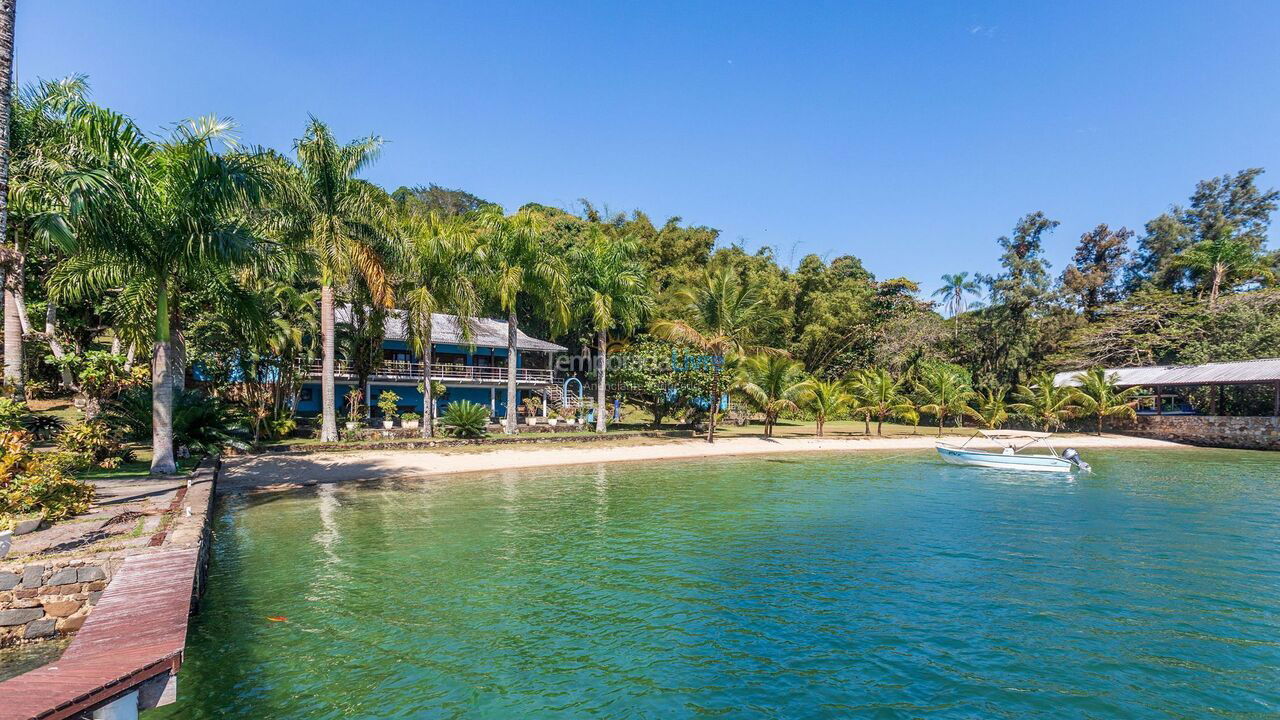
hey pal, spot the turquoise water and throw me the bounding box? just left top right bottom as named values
left=150, top=450, right=1280, bottom=719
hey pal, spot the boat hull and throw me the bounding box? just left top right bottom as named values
left=935, top=444, right=1074, bottom=473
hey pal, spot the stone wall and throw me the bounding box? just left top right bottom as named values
left=0, top=558, right=119, bottom=645
left=1115, top=415, right=1280, bottom=450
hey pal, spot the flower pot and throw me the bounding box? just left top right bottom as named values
left=526, top=417, right=538, bottom=426
left=382, top=420, right=395, bottom=429
left=548, top=418, right=558, bottom=426
left=403, top=420, right=419, bottom=429
left=345, top=421, right=359, bottom=430
left=0, top=531, right=11, bottom=560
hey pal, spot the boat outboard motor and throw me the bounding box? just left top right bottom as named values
left=1062, top=448, right=1091, bottom=473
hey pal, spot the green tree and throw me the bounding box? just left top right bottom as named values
left=652, top=264, right=783, bottom=442
left=1173, top=226, right=1274, bottom=309
left=571, top=226, right=653, bottom=433
left=272, top=117, right=394, bottom=442
left=398, top=210, right=481, bottom=437
left=799, top=378, right=850, bottom=437
left=972, top=386, right=1009, bottom=429
left=608, top=336, right=712, bottom=428
left=737, top=354, right=810, bottom=437
left=1072, top=367, right=1140, bottom=435
left=1010, top=372, right=1081, bottom=432
left=475, top=205, right=570, bottom=434
left=849, top=367, right=912, bottom=436
left=1061, top=224, right=1132, bottom=318
left=915, top=364, right=976, bottom=436
left=932, top=272, right=981, bottom=317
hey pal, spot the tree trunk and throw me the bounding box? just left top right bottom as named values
left=1209, top=264, right=1223, bottom=310
left=877, top=415, right=884, bottom=436
left=595, top=330, right=607, bottom=433
left=420, top=322, right=434, bottom=439
left=816, top=416, right=824, bottom=437
left=0, top=0, right=17, bottom=399
left=1097, top=414, right=1103, bottom=436
left=863, top=411, right=870, bottom=436
left=150, top=278, right=177, bottom=474
left=43, top=300, right=73, bottom=392
left=937, top=414, right=944, bottom=437
left=124, top=340, right=136, bottom=369
left=319, top=284, right=338, bottom=442
left=706, top=367, right=718, bottom=444
left=505, top=306, right=518, bottom=435
left=170, top=298, right=186, bottom=394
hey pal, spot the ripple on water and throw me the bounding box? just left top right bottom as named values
left=147, top=449, right=1280, bottom=719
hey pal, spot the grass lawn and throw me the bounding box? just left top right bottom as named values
left=27, top=397, right=83, bottom=425
left=75, top=449, right=201, bottom=481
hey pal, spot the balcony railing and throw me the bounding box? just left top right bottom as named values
left=302, top=360, right=555, bottom=385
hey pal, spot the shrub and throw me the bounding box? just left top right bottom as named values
left=104, top=388, right=250, bottom=454
left=345, top=389, right=364, bottom=425
left=0, top=398, right=30, bottom=432
left=23, top=413, right=66, bottom=441
left=48, top=351, right=148, bottom=419
left=439, top=400, right=489, bottom=438
left=401, top=412, right=421, bottom=423
left=0, top=430, right=95, bottom=521
left=55, top=421, right=130, bottom=469
left=377, top=390, right=401, bottom=420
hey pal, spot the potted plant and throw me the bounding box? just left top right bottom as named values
left=378, top=390, right=401, bottom=429
left=555, top=406, right=575, bottom=428
left=522, top=396, right=542, bottom=425
left=345, top=389, right=364, bottom=430
left=401, top=412, right=421, bottom=430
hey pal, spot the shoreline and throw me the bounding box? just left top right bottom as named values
left=221, top=432, right=1190, bottom=493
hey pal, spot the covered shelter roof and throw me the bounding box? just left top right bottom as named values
left=1053, top=358, right=1280, bottom=388
left=335, top=306, right=567, bottom=352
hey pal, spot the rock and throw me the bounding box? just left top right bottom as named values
left=77, top=566, right=106, bottom=583
left=46, top=568, right=79, bottom=586
left=42, top=600, right=81, bottom=618
left=39, top=584, right=81, bottom=596
left=58, top=614, right=87, bottom=633
left=23, top=618, right=57, bottom=639
left=0, top=608, right=44, bottom=626
left=87, top=591, right=103, bottom=605
left=20, top=565, right=44, bottom=588
left=14, top=588, right=36, bottom=599
left=86, top=580, right=107, bottom=592
left=0, top=572, right=19, bottom=591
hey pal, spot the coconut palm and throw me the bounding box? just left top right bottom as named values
left=931, top=272, right=982, bottom=317
left=0, top=0, right=16, bottom=395
left=474, top=205, right=570, bottom=434
left=652, top=265, right=784, bottom=443
left=1173, top=226, right=1275, bottom=309
left=50, top=117, right=271, bottom=473
left=915, top=364, right=977, bottom=436
left=849, top=368, right=913, bottom=436
left=1073, top=367, right=1140, bottom=435
left=800, top=378, right=850, bottom=437
left=571, top=226, right=653, bottom=433
left=973, top=386, right=1010, bottom=429
left=270, top=117, right=395, bottom=442
left=398, top=210, right=481, bottom=437
left=737, top=354, right=810, bottom=437
left=1010, top=372, right=1082, bottom=432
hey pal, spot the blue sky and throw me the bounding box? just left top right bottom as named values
left=15, top=1, right=1280, bottom=297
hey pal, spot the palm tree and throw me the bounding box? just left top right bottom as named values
left=652, top=265, right=784, bottom=443
left=1010, top=372, right=1081, bottom=432
left=915, top=364, right=977, bottom=436
left=1073, top=367, right=1140, bottom=435
left=800, top=378, right=850, bottom=437
left=973, top=386, right=1010, bottom=429
left=932, top=272, right=981, bottom=317
left=1173, top=226, right=1275, bottom=309
left=0, top=0, right=16, bottom=396
left=737, top=354, right=810, bottom=437
left=271, top=117, right=394, bottom=442
left=850, top=367, right=913, bottom=436
left=571, top=226, right=653, bottom=433
left=398, top=210, right=481, bottom=437
left=474, top=205, right=569, bottom=434
left=50, top=117, right=271, bottom=473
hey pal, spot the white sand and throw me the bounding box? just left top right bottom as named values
left=221, top=433, right=1186, bottom=492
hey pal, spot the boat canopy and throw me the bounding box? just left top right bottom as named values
left=969, top=429, right=1059, bottom=454
left=977, top=429, right=1053, bottom=439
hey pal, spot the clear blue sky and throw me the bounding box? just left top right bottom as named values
left=16, top=1, right=1280, bottom=297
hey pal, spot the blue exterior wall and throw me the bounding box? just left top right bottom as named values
left=296, top=381, right=526, bottom=418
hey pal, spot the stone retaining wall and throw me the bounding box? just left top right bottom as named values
left=0, top=559, right=118, bottom=645
left=1115, top=415, right=1280, bottom=450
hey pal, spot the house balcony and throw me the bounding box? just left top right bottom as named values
left=302, top=360, right=557, bottom=387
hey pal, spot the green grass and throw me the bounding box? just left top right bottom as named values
left=76, top=454, right=200, bottom=481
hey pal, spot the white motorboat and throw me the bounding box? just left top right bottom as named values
left=936, top=430, right=1091, bottom=473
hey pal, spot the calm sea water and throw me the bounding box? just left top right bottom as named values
left=149, top=449, right=1280, bottom=719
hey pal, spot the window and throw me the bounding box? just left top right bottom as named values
left=299, top=388, right=314, bottom=402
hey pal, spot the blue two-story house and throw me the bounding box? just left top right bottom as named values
left=295, top=308, right=567, bottom=419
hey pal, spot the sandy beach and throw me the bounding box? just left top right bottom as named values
left=220, top=432, right=1188, bottom=492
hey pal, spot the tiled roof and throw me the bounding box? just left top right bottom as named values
left=335, top=306, right=567, bottom=352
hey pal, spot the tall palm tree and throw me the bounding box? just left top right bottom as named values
left=474, top=205, right=569, bottom=434
left=973, top=386, right=1010, bottom=429
left=1073, top=367, right=1140, bottom=435
left=915, top=364, right=977, bottom=436
left=50, top=117, right=271, bottom=473
left=398, top=210, right=481, bottom=437
left=738, top=354, right=810, bottom=437
left=271, top=117, right=394, bottom=442
left=800, top=378, right=850, bottom=437
left=850, top=367, right=913, bottom=436
left=931, top=272, right=982, bottom=317
left=571, top=226, right=653, bottom=433
left=652, top=265, right=783, bottom=443
left=1173, top=226, right=1275, bottom=309
left=0, top=0, right=16, bottom=396
left=1011, top=372, right=1081, bottom=432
